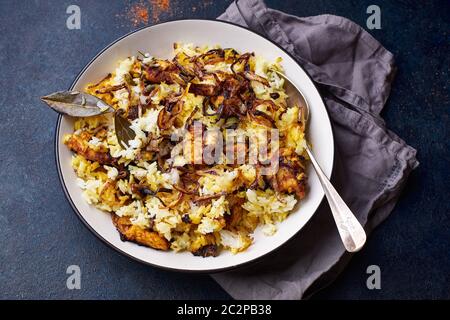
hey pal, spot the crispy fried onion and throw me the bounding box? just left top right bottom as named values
left=192, top=192, right=227, bottom=204
left=143, top=49, right=275, bottom=127
left=94, top=83, right=126, bottom=94
left=202, top=97, right=223, bottom=117
left=144, top=60, right=186, bottom=86
left=157, top=95, right=184, bottom=130
left=130, top=184, right=183, bottom=208
left=192, top=48, right=225, bottom=66
left=87, top=73, right=112, bottom=89
left=189, top=83, right=220, bottom=96
left=244, top=71, right=269, bottom=86
left=231, top=52, right=253, bottom=74
left=248, top=110, right=276, bottom=128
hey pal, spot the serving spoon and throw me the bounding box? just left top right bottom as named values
left=275, top=70, right=366, bottom=252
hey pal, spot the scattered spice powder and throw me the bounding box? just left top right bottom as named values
left=119, top=0, right=213, bottom=27
left=150, top=0, right=171, bottom=22
left=125, top=2, right=149, bottom=27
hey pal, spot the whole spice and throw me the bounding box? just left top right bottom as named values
left=40, top=91, right=114, bottom=117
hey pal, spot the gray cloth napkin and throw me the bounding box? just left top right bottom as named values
left=212, top=0, right=419, bottom=300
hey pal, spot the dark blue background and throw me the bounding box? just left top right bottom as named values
left=0, top=0, right=448, bottom=299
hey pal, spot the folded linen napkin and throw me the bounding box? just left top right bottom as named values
left=212, top=0, right=419, bottom=300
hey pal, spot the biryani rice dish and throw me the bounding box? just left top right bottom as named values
left=64, top=43, right=309, bottom=257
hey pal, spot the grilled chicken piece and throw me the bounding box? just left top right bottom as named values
left=270, top=166, right=306, bottom=199
left=192, top=244, right=219, bottom=257
left=112, top=215, right=169, bottom=251
left=267, top=150, right=307, bottom=199
left=100, top=181, right=123, bottom=208
left=65, top=135, right=114, bottom=165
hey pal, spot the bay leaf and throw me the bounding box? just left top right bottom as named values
left=40, top=90, right=114, bottom=117
left=114, top=111, right=136, bottom=148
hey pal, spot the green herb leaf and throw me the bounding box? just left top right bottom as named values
left=114, top=111, right=136, bottom=149
left=40, top=91, right=114, bottom=117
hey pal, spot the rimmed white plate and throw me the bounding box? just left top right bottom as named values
left=55, top=19, right=334, bottom=273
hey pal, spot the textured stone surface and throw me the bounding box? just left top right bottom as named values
left=0, top=0, right=448, bottom=299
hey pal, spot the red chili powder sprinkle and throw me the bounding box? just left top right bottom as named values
left=127, top=2, right=149, bottom=27
left=121, top=0, right=213, bottom=27
left=149, top=0, right=170, bottom=22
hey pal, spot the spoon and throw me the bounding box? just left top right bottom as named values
left=275, top=70, right=367, bottom=252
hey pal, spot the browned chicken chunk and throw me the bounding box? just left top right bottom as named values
left=112, top=215, right=169, bottom=251
left=65, top=135, right=114, bottom=165
left=192, top=244, right=219, bottom=257
left=276, top=167, right=305, bottom=199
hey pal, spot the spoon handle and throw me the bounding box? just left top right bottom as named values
left=305, top=145, right=366, bottom=252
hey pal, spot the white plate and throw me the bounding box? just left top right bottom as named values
left=56, top=19, right=334, bottom=272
